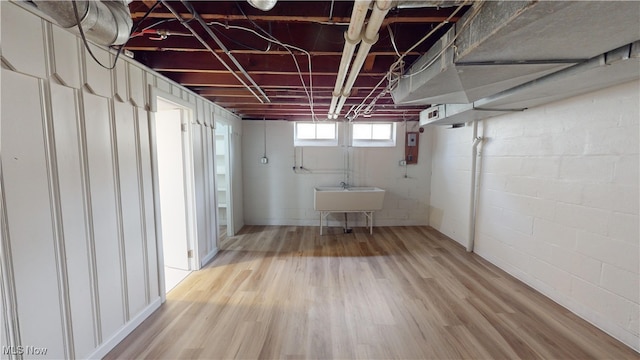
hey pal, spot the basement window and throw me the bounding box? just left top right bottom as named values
left=294, top=122, right=338, bottom=147
left=351, top=122, right=396, bottom=147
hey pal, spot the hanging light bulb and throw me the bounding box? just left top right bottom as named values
left=247, top=0, right=278, bottom=11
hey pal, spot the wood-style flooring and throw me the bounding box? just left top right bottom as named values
left=106, top=226, right=638, bottom=359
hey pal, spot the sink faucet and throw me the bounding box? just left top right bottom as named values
left=340, top=181, right=348, bottom=189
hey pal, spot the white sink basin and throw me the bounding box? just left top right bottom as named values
left=314, top=187, right=385, bottom=211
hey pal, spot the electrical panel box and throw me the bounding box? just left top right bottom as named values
left=407, top=133, right=417, bottom=146
left=405, top=132, right=419, bottom=164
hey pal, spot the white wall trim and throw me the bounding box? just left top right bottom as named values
left=86, top=298, right=161, bottom=360
left=200, top=249, right=219, bottom=268
left=0, top=174, right=21, bottom=358
left=133, top=107, right=152, bottom=306
left=76, top=88, right=103, bottom=346
left=41, top=74, right=76, bottom=359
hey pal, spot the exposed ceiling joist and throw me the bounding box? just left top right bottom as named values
left=129, top=12, right=462, bottom=26
left=126, top=0, right=466, bottom=121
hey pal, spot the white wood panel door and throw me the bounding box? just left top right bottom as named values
left=154, top=110, right=190, bottom=270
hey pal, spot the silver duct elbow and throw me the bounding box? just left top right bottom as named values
left=33, top=0, right=133, bottom=46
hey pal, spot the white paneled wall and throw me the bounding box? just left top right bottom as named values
left=2, top=69, right=67, bottom=359
left=242, top=121, right=432, bottom=227
left=430, top=80, right=640, bottom=350
left=0, top=2, right=241, bottom=358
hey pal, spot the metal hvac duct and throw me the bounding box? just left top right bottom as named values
left=419, top=41, right=640, bottom=126
left=392, top=1, right=640, bottom=106
left=33, top=0, right=133, bottom=46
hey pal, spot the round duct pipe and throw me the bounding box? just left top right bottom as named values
left=33, top=0, right=133, bottom=46
left=247, top=0, right=278, bottom=11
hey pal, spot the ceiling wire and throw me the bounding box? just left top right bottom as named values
left=234, top=4, right=317, bottom=121
left=387, top=25, right=401, bottom=58
left=328, top=0, right=335, bottom=21
left=209, top=24, right=269, bottom=51
left=72, top=0, right=160, bottom=70
left=263, top=117, right=267, bottom=158
left=348, top=1, right=478, bottom=121
left=401, top=1, right=484, bottom=79
left=207, top=21, right=317, bottom=121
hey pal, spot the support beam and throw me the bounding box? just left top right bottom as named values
left=130, top=12, right=462, bottom=27
left=364, top=54, right=377, bottom=72
left=164, top=72, right=388, bottom=88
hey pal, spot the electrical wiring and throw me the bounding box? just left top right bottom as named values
left=387, top=25, right=401, bottom=58
left=72, top=0, right=160, bottom=70
left=400, top=1, right=484, bottom=79
left=141, top=18, right=174, bottom=31
left=347, top=1, right=479, bottom=121
left=234, top=3, right=317, bottom=121
left=207, top=21, right=318, bottom=121
left=388, top=1, right=470, bottom=83
left=209, top=23, right=269, bottom=51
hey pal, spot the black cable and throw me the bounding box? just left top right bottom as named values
left=209, top=23, right=267, bottom=52
left=73, top=0, right=160, bottom=70
left=235, top=2, right=276, bottom=41
left=140, top=18, right=176, bottom=32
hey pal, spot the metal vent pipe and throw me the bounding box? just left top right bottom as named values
left=33, top=0, right=133, bottom=46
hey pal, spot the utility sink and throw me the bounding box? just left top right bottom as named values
left=314, top=186, right=386, bottom=235
left=314, top=187, right=385, bottom=211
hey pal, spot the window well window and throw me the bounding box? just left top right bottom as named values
left=352, top=122, right=396, bottom=147
left=294, top=122, right=338, bottom=146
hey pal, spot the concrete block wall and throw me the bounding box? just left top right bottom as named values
left=242, top=121, right=433, bottom=227
left=430, top=80, right=639, bottom=350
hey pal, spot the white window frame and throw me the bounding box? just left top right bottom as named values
left=293, top=122, right=339, bottom=147
left=351, top=122, right=397, bottom=147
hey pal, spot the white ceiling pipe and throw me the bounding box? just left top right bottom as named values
left=328, top=0, right=372, bottom=119
left=334, top=0, right=394, bottom=118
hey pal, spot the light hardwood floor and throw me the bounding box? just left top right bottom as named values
left=106, top=226, right=638, bottom=359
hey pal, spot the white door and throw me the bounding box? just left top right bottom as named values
left=155, top=109, right=190, bottom=271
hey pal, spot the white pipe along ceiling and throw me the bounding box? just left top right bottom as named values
left=334, top=0, right=394, bottom=120
left=328, top=0, right=466, bottom=120
left=328, top=0, right=371, bottom=119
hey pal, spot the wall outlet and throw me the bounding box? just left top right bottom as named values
left=261, top=157, right=269, bottom=164
left=399, top=160, right=407, bottom=166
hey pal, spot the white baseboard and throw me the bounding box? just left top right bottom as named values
left=200, top=248, right=218, bottom=267
left=87, top=297, right=162, bottom=359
